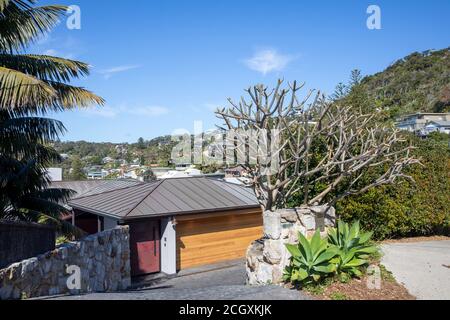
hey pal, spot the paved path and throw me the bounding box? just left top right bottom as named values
left=46, top=262, right=309, bottom=300
left=381, top=240, right=450, bottom=300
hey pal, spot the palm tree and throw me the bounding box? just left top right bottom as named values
left=0, top=0, right=104, bottom=236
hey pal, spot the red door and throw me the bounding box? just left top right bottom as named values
left=129, top=220, right=160, bottom=276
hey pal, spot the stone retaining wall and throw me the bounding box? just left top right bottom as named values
left=246, top=206, right=336, bottom=285
left=0, top=226, right=131, bottom=300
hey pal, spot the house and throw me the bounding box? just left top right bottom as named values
left=46, top=168, right=63, bottom=182
left=396, top=113, right=450, bottom=134
left=65, top=177, right=262, bottom=277
left=159, top=168, right=202, bottom=179
left=225, top=166, right=247, bottom=178
left=422, top=120, right=450, bottom=135
left=149, top=167, right=172, bottom=178
left=102, top=157, right=114, bottom=164
left=87, top=170, right=109, bottom=180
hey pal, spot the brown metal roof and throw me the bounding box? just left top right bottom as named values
left=50, top=179, right=142, bottom=198
left=68, top=177, right=260, bottom=220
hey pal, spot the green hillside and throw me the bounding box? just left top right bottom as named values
left=360, top=47, right=450, bottom=118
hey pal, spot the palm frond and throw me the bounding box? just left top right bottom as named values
left=0, top=65, right=56, bottom=110
left=0, top=54, right=90, bottom=82
left=0, top=112, right=65, bottom=161
left=46, top=80, right=105, bottom=109
left=0, top=113, right=65, bottom=143
left=0, top=3, right=67, bottom=52
left=0, top=1, right=32, bottom=12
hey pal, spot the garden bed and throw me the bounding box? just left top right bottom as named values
left=298, top=264, right=415, bottom=300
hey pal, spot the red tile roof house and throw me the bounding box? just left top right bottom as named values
left=52, top=177, right=262, bottom=277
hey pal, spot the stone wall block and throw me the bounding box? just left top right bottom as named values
left=263, top=211, right=281, bottom=240
left=247, top=206, right=336, bottom=286
left=0, top=226, right=131, bottom=300
left=262, top=239, right=283, bottom=264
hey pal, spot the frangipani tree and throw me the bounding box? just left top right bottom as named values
left=216, top=80, right=418, bottom=211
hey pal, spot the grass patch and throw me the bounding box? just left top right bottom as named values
left=379, top=264, right=396, bottom=283
left=302, top=277, right=335, bottom=295
left=329, top=292, right=349, bottom=300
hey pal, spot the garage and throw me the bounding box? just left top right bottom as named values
left=176, top=208, right=262, bottom=270
left=67, top=177, right=262, bottom=276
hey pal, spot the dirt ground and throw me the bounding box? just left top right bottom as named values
left=315, top=272, right=415, bottom=300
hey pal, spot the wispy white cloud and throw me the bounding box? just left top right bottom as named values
left=98, top=65, right=141, bottom=79
left=243, top=49, right=296, bottom=75
left=128, top=106, right=169, bottom=117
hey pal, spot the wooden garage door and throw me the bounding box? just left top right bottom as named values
left=176, top=209, right=262, bottom=270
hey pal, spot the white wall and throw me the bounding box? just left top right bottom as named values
left=160, top=217, right=177, bottom=275
left=46, top=168, right=63, bottom=182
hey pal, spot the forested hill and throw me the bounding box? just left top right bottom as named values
left=54, top=47, right=450, bottom=162
left=359, top=47, right=450, bottom=118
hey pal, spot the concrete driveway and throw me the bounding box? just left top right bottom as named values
left=381, top=240, right=450, bottom=300
left=45, top=260, right=309, bottom=300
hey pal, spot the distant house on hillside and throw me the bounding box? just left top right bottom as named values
left=87, top=166, right=109, bottom=180
left=396, top=113, right=450, bottom=135
left=225, top=166, right=247, bottom=178
left=46, top=168, right=63, bottom=182
left=102, top=156, right=114, bottom=164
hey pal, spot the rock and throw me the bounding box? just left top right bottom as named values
left=8, top=263, right=22, bottom=281
left=49, top=286, right=60, bottom=296
left=280, top=209, right=298, bottom=223
left=262, top=239, right=283, bottom=264
left=58, top=247, right=68, bottom=260
left=0, top=282, right=13, bottom=300
left=246, top=206, right=336, bottom=287
left=287, top=222, right=307, bottom=242
left=324, top=206, right=336, bottom=227
left=21, top=258, right=38, bottom=276
left=263, top=211, right=281, bottom=240
left=246, top=266, right=258, bottom=285
left=256, top=263, right=273, bottom=285
left=95, top=251, right=103, bottom=262
left=300, top=214, right=316, bottom=230
left=281, top=223, right=293, bottom=239
left=12, top=287, right=21, bottom=300
left=120, top=278, right=131, bottom=290
left=272, top=265, right=284, bottom=284
left=42, top=259, right=52, bottom=274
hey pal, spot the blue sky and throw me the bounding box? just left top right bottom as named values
left=33, top=0, right=450, bottom=143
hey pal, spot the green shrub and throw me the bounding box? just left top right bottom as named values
left=328, top=221, right=378, bottom=279
left=283, top=230, right=338, bottom=285
left=337, top=134, right=450, bottom=240
left=56, top=235, right=71, bottom=246
left=284, top=222, right=378, bottom=286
